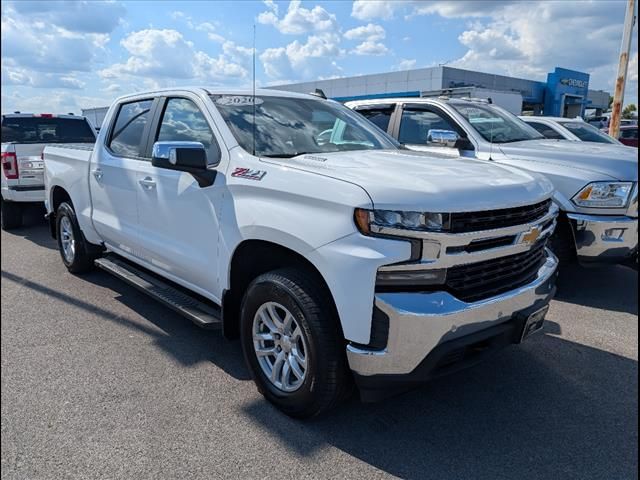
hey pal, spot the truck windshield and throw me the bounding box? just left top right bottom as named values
left=558, top=121, right=618, bottom=144
left=1, top=117, right=96, bottom=144
left=451, top=103, right=544, bottom=144
left=211, top=94, right=398, bottom=157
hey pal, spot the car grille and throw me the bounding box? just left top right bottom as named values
left=445, top=241, right=548, bottom=302
left=449, top=199, right=552, bottom=233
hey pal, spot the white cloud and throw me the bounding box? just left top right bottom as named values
left=1, top=90, right=114, bottom=115
left=344, top=23, right=385, bottom=41
left=394, top=58, right=417, bottom=70
left=351, top=41, right=389, bottom=56
left=351, top=1, right=402, bottom=20
left=260, top=32, right=343, bottom=80
left=99, top=29, right=248, bottom=82
left=9, top=0, right=125, bottom=34
left=1, top=2, right=122, bottom=91
left=439, top=1, right=637, bottom=103
left=258, top=0, right=338, bottom=35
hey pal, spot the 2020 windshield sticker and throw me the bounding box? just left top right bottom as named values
left=215, top=96, right=264, bottom=106
left=231, top=167, right=267, bottom=181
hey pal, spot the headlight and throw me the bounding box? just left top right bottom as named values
left=354, top=208, right=449, bottom=235
left=572, top=182, right=634, bottom=208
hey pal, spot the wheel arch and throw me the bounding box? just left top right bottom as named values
left=48, top=185, right=73, bottom=239
left=222, top=239, right=342, bottom=341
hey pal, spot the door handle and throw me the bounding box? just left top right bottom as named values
left=92, top=168, right=103, bottom=181
left=139, top=177, right=156, bottom=189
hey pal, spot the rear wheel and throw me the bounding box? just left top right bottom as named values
left=56, top=202, right=100, bottom=273
left=240, top=268, right=351, bottom=418
left=1, top=198, right=23, bottom=230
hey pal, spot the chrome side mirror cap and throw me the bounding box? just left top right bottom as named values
left=427, top=129, right=459, bottom=148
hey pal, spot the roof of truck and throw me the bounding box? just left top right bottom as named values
left=520, top=116, right=584, bottom=123
left=344, top=97, right=486, bottom=107
left=114, top=87, right=325, bottom=103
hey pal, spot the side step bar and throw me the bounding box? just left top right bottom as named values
left=95, top=256, right=222, bottom=329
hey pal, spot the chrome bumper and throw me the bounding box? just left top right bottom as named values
left=567, top=213, right=638, bottom=264
left=346, top=249, right=558, bottom=376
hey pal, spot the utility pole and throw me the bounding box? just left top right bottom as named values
left=609, top=0, right=636, bottom=139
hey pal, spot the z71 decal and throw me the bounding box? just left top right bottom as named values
left=231, top=167, right=267, bottom=181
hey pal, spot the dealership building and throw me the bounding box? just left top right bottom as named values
left=82, top=66, right=610, bottom=128
left=270, top=66, right=610, bottom=118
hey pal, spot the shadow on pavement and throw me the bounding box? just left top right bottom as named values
left=2, top=205, right=56, bottom=251
left=242, top=331, right=638, bottom=480
left=0, top=268, right=251, bottom=382
left=556, top=262, right=638, bottom=315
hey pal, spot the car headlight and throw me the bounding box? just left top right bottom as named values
left=572, top=182, right=634, bottom=208
left=354, top=208, right=449, bottom=235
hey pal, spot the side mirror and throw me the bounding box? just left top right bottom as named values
left=426, top=129, right=459, bottom=148
left=152, top=141, right=216, bottom=187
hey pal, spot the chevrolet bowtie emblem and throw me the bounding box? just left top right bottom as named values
left=521, top=227, right=541, bottom=246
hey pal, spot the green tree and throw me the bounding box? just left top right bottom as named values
left=622, top=104, right=637, bottom=119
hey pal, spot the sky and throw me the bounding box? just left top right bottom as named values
left=1, top=0, right=638, bottom=114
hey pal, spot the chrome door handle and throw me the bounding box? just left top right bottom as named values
left=138, top=177, right=156, bottom=189
left=92, top=168, right=103, bottom=181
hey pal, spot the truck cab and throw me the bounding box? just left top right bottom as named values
left=1, top=113, right=95, bottom=230
left=347, top=98, right=638, bottom=268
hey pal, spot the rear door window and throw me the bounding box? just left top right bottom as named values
left=354, top=107, right=394, bottom=132
left=108, top=100, right=153, bottom=158
left=526, top=121, right=565, bottom=140
left=1, top=117, right=95, bottom=144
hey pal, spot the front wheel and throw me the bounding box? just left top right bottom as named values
left=56, top=202, right=100, bottom=273
left=240, top=268, right=351, bottom=418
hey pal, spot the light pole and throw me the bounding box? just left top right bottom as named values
left=609, top=0, right=637, bottom=139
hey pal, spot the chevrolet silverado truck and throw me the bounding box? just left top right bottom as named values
left=347, top=98, right=638, bottom=268
left=1, top=113, right=96, bottom=230
left=44, top=88, right=558, bottom=417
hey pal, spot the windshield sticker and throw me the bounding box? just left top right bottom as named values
left=231, top=167, right=267, bottom=181
left=215, top=96, right=264, bottom=106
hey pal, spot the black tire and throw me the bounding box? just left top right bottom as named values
left=56, top=202, right=100, bottom=273
left=1, top=198, right=23, bottom=230
left=548, top=215, right=576, bottom=265
left=240, top=268, right=352, bottom=418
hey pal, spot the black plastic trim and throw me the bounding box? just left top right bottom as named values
left=8, top=185, right=44, bottom=191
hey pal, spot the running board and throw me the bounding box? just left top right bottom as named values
left=95, top=256, right=222, bottom=329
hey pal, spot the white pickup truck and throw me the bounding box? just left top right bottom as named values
left=45, top=88, right=558, bottom=417
left=347, top=98, right=638, bottom=268
left=1, top=113, right=96, bottom=229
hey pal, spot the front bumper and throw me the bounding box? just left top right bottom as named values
left=346, top=249, right=558, bottom=380
left=566, top=213, right=638, bottom=265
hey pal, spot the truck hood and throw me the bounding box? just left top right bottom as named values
left=498, top=140, right=638, bottom=181
left=265, top=149, right=553, bottom=212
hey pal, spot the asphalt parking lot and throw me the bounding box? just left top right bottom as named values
left=1, top=206, right=638, bottom=480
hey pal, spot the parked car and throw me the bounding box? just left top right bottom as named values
left=520, top=116, right=622, bottom=145
left=44, top=88, right=559, bottom=417
left=617, top=125, right=638, bottom=148
left=347, top=98, right=638, bottom=269
left=1, top=113, right=96, bottom=230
